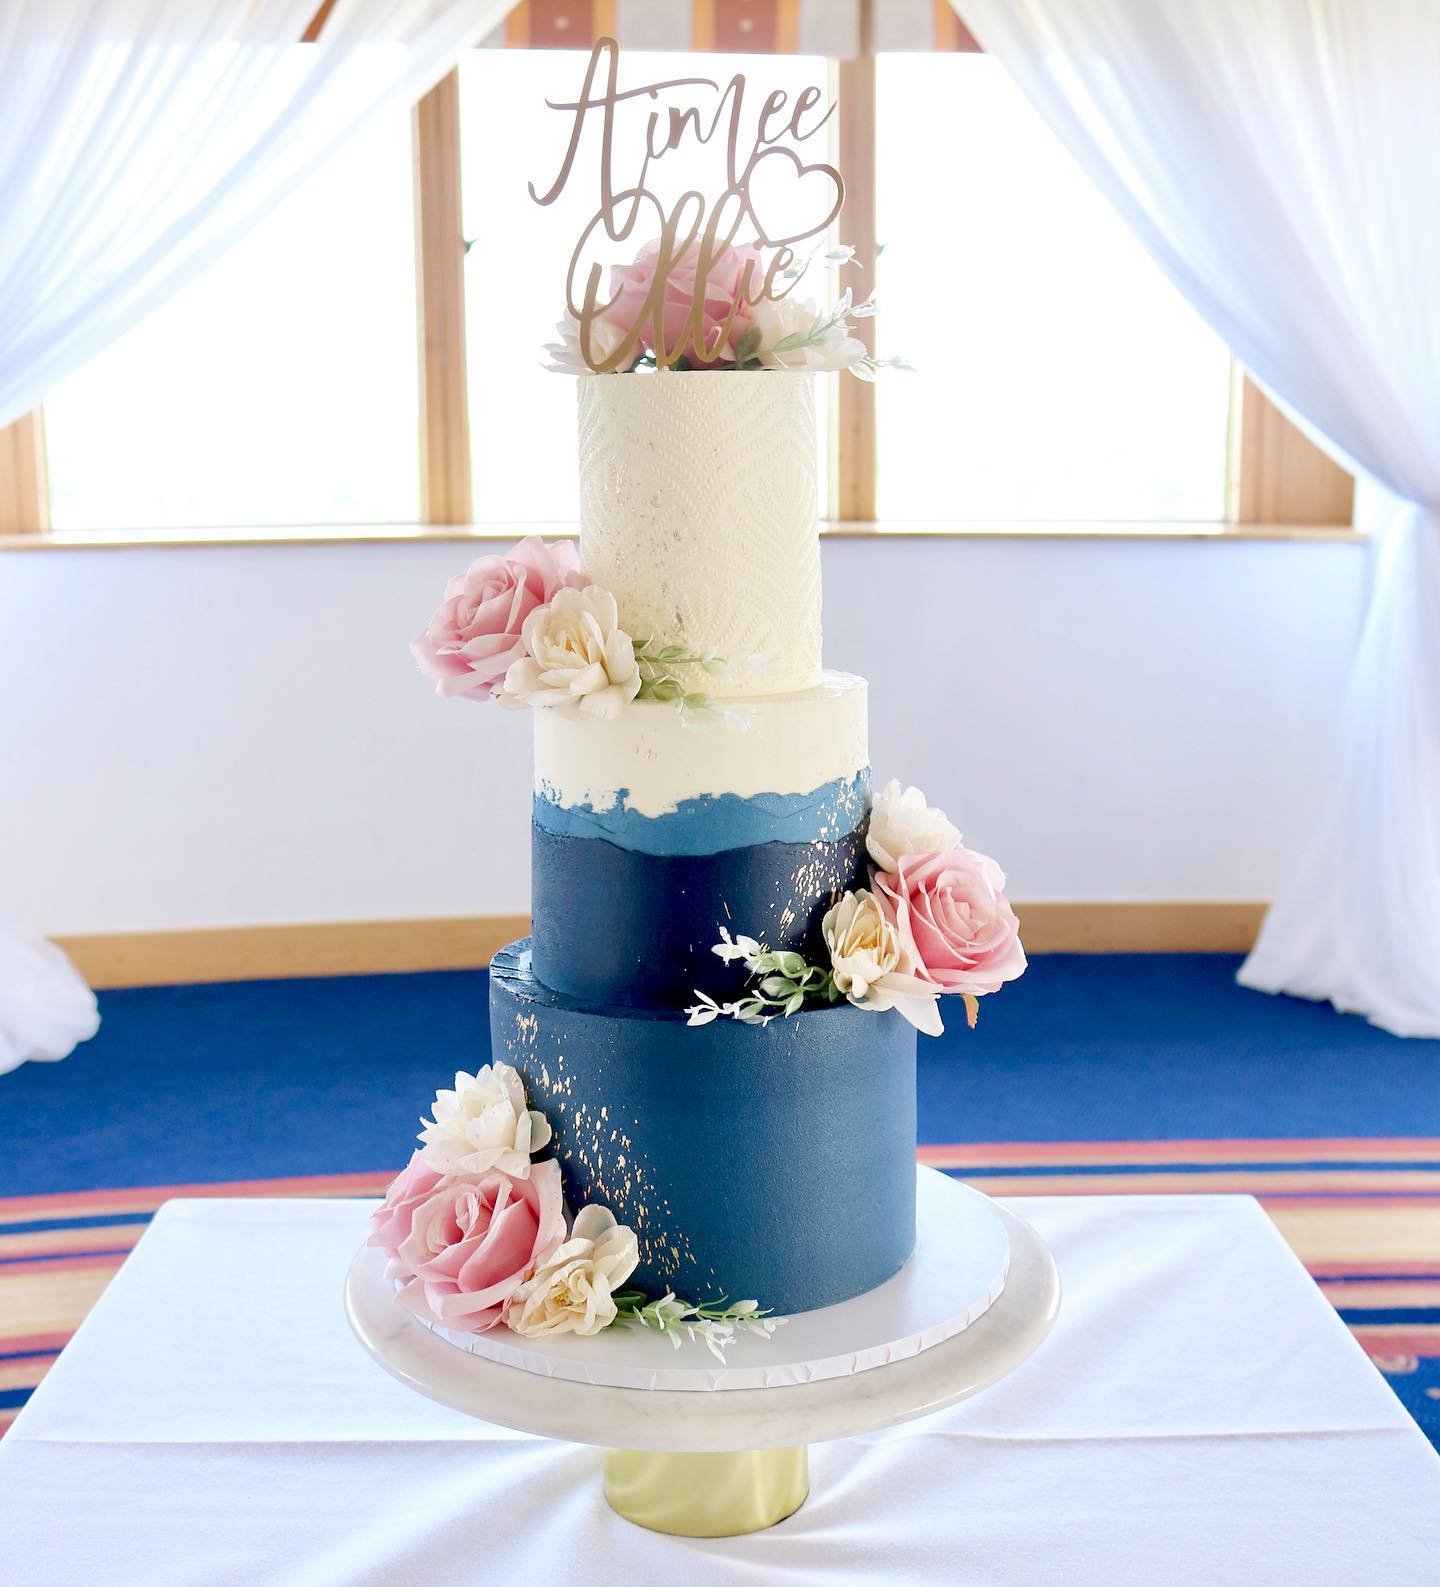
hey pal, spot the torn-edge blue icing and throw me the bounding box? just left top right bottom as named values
left=533, top=769, right=870, bottom=856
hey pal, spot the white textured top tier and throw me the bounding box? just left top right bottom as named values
left=577, top=370, right=822, bottom=698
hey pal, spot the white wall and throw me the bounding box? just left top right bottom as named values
left=0, top=534, right=1368, bottom=936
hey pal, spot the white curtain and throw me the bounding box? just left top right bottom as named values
left=0, top=0, right=517, bottom=1070
left=0, top=0, right=518, bottom=430
left=0, top=922, right=98, bottom=1078
left=955, top=0, right=1440, bottom=1035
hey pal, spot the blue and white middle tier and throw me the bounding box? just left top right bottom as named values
left=530, top=670, right=871, bottom=1007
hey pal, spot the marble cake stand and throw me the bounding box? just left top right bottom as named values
left=346, top=1172, right=1060, bottom=1538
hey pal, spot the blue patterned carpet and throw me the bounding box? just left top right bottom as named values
left=2, top=954, right=1438, bottom=1446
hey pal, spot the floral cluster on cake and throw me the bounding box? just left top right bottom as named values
left=546, top=240, right=906, bottom=379
left=687, top=780, right=1026, bottom=1037
left=371, top=1060, right=776, bottom=1357
left=412, top=534, right=757, bottom=719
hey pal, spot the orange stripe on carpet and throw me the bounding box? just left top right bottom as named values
left=0, top=1257, right=128, bottom=1340
left=1307, top=1260, right=1440, bottom=1278
left=919, top=1138, right=1440, bottom=1168
left=0, top=1252, right=134, bottom=1278
left=0, top=1171, right=391, bottom=1224
left=0, top=1332, right=72, bottom=1356
left=1317, top=1280, right=1440, bottom=1308
left=950, top=1170, right=1440, bottom=1196
left=1257, top=1195, right=1440, bottom=1211
left=0, top=1361, right=51, bottom=1392
left=0, top=1224, right=149, bottom=1259
left=1350, top=1325, right=1440, bottom=1356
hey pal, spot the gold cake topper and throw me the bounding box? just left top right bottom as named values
left=531, top=38, right=845, bottom=373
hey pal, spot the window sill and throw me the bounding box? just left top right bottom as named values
left=0, top=519, right=1364, bottom=551
left=822, top=519, right=1363, bottom=543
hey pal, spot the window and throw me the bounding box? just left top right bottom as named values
left=457, top=48, right=831, bottom=524
left=2, top=35, right=1351, bottom=540
left=875, top=54, right=1232, bottom=522
left=42, top=112, right=419, bottom=530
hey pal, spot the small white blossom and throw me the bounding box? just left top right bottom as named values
left=614, top=1289, right=782, bottom=1362
left=685, top=992, right=724, bottom=1027
left=712, top=927, right=762, bottom=966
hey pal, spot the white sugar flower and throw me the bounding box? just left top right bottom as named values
left=542, top=309, right=628, bottom=374
left=501, top=585, right=642, bottom=720
left=752, top=292, right=868, bottom=373
left=685, top=991, right=726, bottom=1027
left=822, top=888, right=942, bottom=1036
left=866, top=779, right=962, bottom=872
left=503, top=1204, right=641, bottom=1338
left=712, top=927, right=762, bottom=966
left=417, top=1061, right=553, bottom=1178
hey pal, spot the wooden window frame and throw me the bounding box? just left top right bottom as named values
left=0, top=411, right=48, bottom=533
left=833, top=46, right=877, bottom=521
left=1229, top=373, right=1353, bottom=527
left=829, top=2, right=1352, bottom=530
left=0, top=33, right=1353, bottom=543
left=412, top=69, right=471, bottom=525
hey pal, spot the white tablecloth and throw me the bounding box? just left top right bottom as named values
left=2, top=1195, right=1436, bottom=1585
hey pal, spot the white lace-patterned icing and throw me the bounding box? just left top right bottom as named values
left=577, top=369, right=821, bottom=699
left=534, top=671, right=867, bottom=817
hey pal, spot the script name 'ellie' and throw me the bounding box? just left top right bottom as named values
left=531, top=38, right=845, bottom=371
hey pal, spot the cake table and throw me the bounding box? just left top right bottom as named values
left=346, top=1169, right=1061, bottom=1536
left=4, top=1193, right=1439, bottom=1583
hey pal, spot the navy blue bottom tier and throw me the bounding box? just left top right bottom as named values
left=490, top=940, right=917, bottom=1316
left=530, top=821, right=868, bottom=1007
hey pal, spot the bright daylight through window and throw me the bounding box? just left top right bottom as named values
left=876, top=54, right=1233, bottom=523
left=37, top=49, right=1233, bottom=534
left=43, top=114, right=419, bottom=531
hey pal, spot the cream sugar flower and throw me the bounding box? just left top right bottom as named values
left=542, top=309, right=628, bottom=374
left=417, top=1061, right=552, bottom=1179
left=501, top=585, right=642, bottom=721
left=866, top=779, right=962, bottom=872
left=822, top=887, right=943, bottom=1037
left=752, top=291, right=868, bottom=373
left=503, top=1204, right=640, bottom=1338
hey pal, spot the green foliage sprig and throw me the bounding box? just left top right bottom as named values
left=632, top=636, right=728, bottom=714
left=686, top=928, right=841, bottom=1026
left=611, top=1289, right=780, bottom=1361
left=631, top=640, right=770, bottom=727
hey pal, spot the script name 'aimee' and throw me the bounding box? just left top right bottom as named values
left=530, top=38, right=845, bottom=372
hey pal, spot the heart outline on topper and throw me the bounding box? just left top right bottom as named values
left=530, top=37, right=846, bottom=372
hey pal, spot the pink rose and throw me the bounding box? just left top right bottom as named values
left=606, top=239, right=761, bottom=367
left=390, top=1160, right=566, bottom=1333
left=368, top=1152, right=445, bottom=1259
left=874, top=848, right=1027, bottom=997
left=411, top=537, right=584, bottom=701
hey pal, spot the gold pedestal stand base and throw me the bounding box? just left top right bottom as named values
left=603, top=1446, right=810, bottom=1536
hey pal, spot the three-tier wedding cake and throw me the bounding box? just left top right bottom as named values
left=370, top=44, right=1025, bottom=1354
